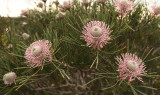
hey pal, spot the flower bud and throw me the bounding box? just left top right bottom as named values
left=3, top=72, right=16, bottom=85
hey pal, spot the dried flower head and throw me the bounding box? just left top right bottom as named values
left=81, top=21, right=112, bottom=49
left=61, top=0, right=73, bottom=9
left=116, top=53, right=146, bottom=82
left=22, top=33, right=30, bottom=40
left=3, top=72, right=16, bottom=85
left=25, top=40, right=52, bottom=67
left=151, top=5, right=160, bottom=16
left=56, top=12, right=66, bottom=19
left=115, top=0, right=134, bottom=15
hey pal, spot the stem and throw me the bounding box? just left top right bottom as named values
left=52, top=59, right=75, bottom=69
left=96, top=50, right=99, bottom=69
left=90, top=50, right=99, bottom=69
left=16, top=68, right=41, bottom=90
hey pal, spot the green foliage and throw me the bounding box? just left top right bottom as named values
left=0, top=0, right=160, bottom=94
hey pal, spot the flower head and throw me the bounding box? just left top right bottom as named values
left=81, top=21, right=112, bottom=49
left=116, top=53, right=146, bottom=82
left=22, top=33, right=30, bottom=40
left=3, top=72, right=16, bottom=85
left=151, top=5, right=160, bottom=16
left=61, top=0, right=73, bottom=9
left=25, top=40, right=52, bottom=67
left=115, top=0, right=134, bottom=15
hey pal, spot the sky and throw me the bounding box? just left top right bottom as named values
left=0, top=0, right=158, bottom=17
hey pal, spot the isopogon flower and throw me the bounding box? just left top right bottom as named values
left=22, top=33, right=30, bottom=40
left=150, top=5, right=160, bottom=16
left=115, top=0, right=134, bottom=15
left=81, top=21, right=112, bottom=49
left=116, top=53, right=146, bottom=82
left=56, top=12, right=66, bottom=19
left=25, top=40, right=52, bottom=67
left=61, top=0, right=73, bottom=9
left=3, top=72, right=16, bottom=85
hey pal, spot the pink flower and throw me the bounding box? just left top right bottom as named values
left=81, top=21, right=112, bottom=49
left=115, top=0, right=134, bottom=15
left=97, top=0, right=108, bottom=3
left=116, top=53, right=146, bottom=82
left=61, top=0, right=73, bottom=9
left=151, top=5, right=160, bottom=16
left=25, top=40, right=52, bottom=67
left=3, top=72, right=16, bottom=85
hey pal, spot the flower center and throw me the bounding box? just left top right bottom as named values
left=31, top=46, right=42, bottom=56
left=121, top=0, right=128, bottom=4
left=127, top=60, right=138, bottom=71
left=91, top=26, right=102, bottom=37
left=5, top=74, right=14, bottom=82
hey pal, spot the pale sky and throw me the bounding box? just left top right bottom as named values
left=0, top=0, right=158, bottom=17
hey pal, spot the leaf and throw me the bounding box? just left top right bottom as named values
left=129, top=84, right=138, bottom=95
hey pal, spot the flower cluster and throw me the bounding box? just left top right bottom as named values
left=151, top=5, right=160, bottom=16
left=116, top=53, right=146, bottom=82
left=3, top=72, right=16, bottom=85
left=115, top=0, right=134, bottom=15
left=81, top=21, right=112, bottom=49
left=25, top=40, right=52, bottom=67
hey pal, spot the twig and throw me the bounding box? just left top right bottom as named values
left=52, top=59, right=75, bottom=69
